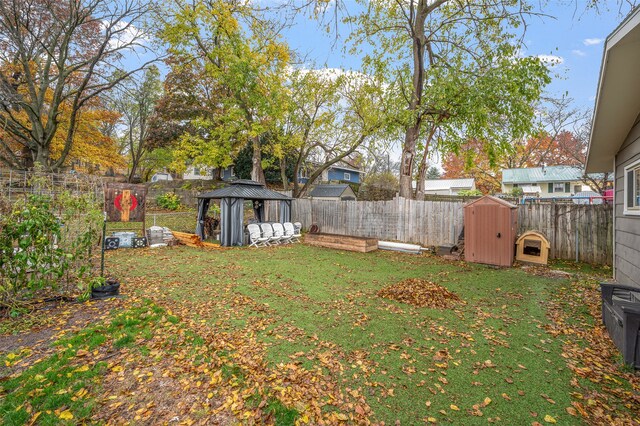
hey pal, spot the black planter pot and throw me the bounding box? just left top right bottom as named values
left=91, top=278, right=120, bottom=299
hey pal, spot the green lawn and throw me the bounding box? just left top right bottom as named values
left=102, top=244, right=634, bottom=425
left=2, top=244, right=636, bottom=425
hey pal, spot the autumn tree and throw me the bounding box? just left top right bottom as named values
left=442, top=96, right=600, bottom=193
left=348, top=0, right=550, bottom=199
left=110, top=66, right=163, bottom=182
left=158, top=0, right=290, bottom=185
left=283, top=69, right=392, bottom=197
left=359, top=172, right=398, bottom=201
left=0, top=0, right=156, bottom=170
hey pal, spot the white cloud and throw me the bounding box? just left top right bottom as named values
left=583, top=38, right=603, bottom=46
left=572, top=49, right=586, bottom=57
left=537, top=54, right=564, bottom=65
left=103, top=20, right=149, bottom=51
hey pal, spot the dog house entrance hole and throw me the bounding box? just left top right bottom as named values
left=523, top=239, right=542, bottom=256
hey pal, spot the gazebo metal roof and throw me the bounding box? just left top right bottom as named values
left=197, top=179, right=291, bottom=201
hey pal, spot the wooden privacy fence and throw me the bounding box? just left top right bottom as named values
left=518, top=203, right=613, bottom=265
left=265, top=197, right=613, bottom=265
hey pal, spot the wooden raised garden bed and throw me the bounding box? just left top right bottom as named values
left=305, top=233, right=378, bottom=253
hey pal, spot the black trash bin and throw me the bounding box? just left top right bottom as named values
left=600, top=283, right=640, bottom=369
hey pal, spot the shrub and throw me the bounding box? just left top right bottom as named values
left=0, top=195, right=68, bottom=305
left=156, top=192, right=182, bottom=210
left=510, top=187, right=524, bottom=197
left=457, top=189, right=483, bottom=197
left=0, top=171, right=102, bottom=312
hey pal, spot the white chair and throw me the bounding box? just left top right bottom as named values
left=272, top=222, right=290, bottom=244
left=271, top=222, right=287, bottom=244
left=284, top=222, right=301, bottom=243
left=247, top=224, right=269, bottom=247
left=259, top=223, right=279, bottom=245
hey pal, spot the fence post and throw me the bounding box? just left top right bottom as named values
left=575, top=225, right=579, bottom=262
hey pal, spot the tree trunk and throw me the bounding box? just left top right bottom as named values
left=399, top=3, right=429, bottom=199
left=399, top=124, right=419, bottom=198
left=34, top=146, right=50, bottom=170
left=127, top=162, right=138, bottom=183
left=280, top=156, right=288, bottom=191
left=213, top=167, right=222, bottom=181
left=251, top=136, right=265, bottom=184
left=414, top=124, right=437, bottom=200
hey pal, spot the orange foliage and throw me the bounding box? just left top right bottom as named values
left=0, top=76, right=124, bottom=170
left=442, top=132, right=585, bottom=194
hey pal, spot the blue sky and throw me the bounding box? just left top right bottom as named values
left=280, top=1, right=635, bottom=112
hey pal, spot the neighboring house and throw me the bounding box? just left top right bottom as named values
left=150, top=172, right=173, bottom=183
left=183, top=165, right=236, bottom=181
left=183, top=165, right=214, bottom=180
left=587, top=7, right=640, bottom=287
left=308, top=184, right=357, bottom=201
left=424, top=178, right=476, bottom=195
left=298, top=161, right=364, bottom=185
left=501, top=166, right=594, bottom=196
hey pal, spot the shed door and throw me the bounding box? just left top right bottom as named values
left=472, top=204, right=511, bottom=266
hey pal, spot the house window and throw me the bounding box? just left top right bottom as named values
left=624, top=159, right=640, bottom=215
left=344, top=172, right=351, bottom=181
left=574, top=185, right=582, bottom=193
left=553, top=182, right=566, bottom=192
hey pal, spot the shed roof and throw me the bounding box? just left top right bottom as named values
left=465, top=195, right=517, bottom=209
left=309, top=184, right=351, bottom=198
left=587, top=6, right=640, bottom=172
left=424, top=178, right=475, bottom=191
left=197, top=180, right=291, bottom=200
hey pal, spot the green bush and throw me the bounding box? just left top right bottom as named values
left=0, top=167, right=102, bottom=312
left=0, top=195, right=67, bottom=303
left=156, top=192, right=182, bottom=210
left=510, top=187, right=524, bottom=197
left=0, top=191, right=101, bottom=311
left=457, top=189, right=483, bottom=196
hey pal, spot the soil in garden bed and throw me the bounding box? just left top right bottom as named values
left=377, top=278, right=464, bottom=309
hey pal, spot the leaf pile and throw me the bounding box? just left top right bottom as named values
left=377, top=278, right=463, bottom=309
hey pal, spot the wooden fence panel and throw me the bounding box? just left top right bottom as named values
left=265, top=197, right=613, bottom=265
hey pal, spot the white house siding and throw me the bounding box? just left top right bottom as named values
left=502, top=182, right=590, bottom=196
left=183, top=166, right=214, bottom=180
left=614, top=115, right=640, bottom=287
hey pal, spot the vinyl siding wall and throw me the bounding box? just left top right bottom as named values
left=614, top=114, right=640, bottom=287
left=327, top=168, right=361, bottom=183
left=501, top=182, right=590, bottom=196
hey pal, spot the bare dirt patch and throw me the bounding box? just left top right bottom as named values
left=0, top=299, right=119, bottom=377
left=377, top=278, right=464, bottom=309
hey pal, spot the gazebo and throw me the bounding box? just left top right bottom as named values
left=195, top=179, right=292, bottom=246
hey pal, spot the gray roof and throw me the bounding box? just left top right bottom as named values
left=309, top=184, right=351, bottom=198
left=197, top=180, right=291, bottom=200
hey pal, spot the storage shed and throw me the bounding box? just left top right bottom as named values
left=464, top=196, right=518, bottom=267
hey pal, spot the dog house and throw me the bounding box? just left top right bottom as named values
left=516, top=231, right=550, bottom=265
left=464, top=196, right=518, bottom=267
